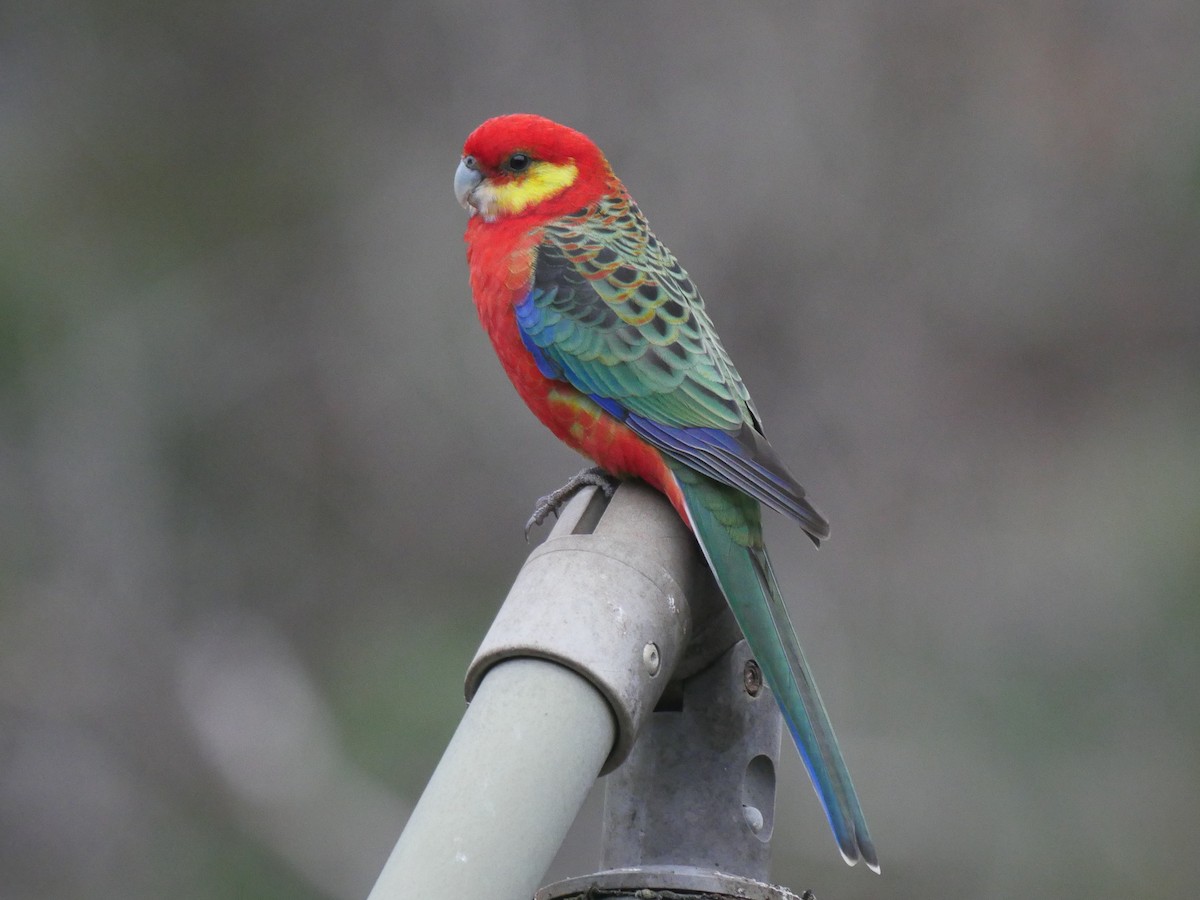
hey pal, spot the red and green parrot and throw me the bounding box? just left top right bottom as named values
left=454, top=113, right=878, bottom=873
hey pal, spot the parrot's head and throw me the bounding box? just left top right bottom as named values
left=455, top=114, right=612, bottom=222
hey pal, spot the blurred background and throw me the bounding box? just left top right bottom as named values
left=2, top=2, right=1198, bottom=898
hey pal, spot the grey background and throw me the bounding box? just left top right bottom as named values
left=2, top=3, right=1198, bottom=898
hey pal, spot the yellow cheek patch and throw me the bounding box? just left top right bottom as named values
left=479, top=161, right=578, bottom=218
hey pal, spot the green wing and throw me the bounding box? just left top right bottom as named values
left=515, top=192, right=828, bottom=541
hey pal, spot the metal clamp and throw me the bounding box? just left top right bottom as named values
left=465, top=482, right=725, bottom=773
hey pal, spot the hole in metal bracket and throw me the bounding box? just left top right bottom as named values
left=741, top=754, right=776, bottom=842
left=570, top=486, right=612, bottom=535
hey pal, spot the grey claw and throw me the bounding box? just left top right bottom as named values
left=524, top=467, right=619, bottom=539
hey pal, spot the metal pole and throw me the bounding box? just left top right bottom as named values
left=368, top=481, right=812, bottom=900
left=367, top=657, right=613, bottom=900
left=368, top=483, right=710, bottom=900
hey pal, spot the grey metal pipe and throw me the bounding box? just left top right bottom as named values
left=367, top=657, right=614, bottom=900
left=368, top=483, right=712, bottom=899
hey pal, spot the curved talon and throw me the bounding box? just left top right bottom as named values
left=524, top=466, right=619, bottom=539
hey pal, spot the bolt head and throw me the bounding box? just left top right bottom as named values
left=743, top=659, right=763, bottom=696
left=642, top=642, right=661, bottom=676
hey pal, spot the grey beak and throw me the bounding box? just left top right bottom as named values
left=455, top=158, right=483, bottom=211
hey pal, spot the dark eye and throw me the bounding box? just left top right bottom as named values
left=507, top=153, right=531, bottom=172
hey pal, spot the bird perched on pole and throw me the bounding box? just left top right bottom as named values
left=454, top=113, right=878, bottom=873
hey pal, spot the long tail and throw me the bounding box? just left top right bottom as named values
left=672, top=466, right=879, bottom=872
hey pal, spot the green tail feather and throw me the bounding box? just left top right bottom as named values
left=669, top=462, right=879, bottom=872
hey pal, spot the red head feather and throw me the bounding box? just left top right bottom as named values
left=460, top=114, right=615, bottom=220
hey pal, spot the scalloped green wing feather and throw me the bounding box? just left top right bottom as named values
left=515, top=192, right=828, bottom=541
left=523, top=193, right=757, bottom=432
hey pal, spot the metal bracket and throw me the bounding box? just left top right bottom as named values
left=466, top=481, right=736, bottom=773
left=537, top=640, right=791, bottom=899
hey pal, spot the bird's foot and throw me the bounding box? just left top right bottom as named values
left=524, top=466, right=619, bottom=539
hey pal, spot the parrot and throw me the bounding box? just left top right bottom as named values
left=454, top=113, right=878, bottom=873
